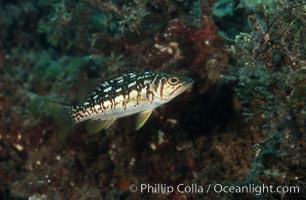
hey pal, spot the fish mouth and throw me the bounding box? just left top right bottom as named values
left=185, top=80, right=194, bottom=89
left=165, top=80, right=194, bottom=100
left=181, top=78, right=194, bottom=90
left=180, top=80, right=194, bottom=94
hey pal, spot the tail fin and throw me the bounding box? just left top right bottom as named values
left=48, top=101, right=75, bottom=133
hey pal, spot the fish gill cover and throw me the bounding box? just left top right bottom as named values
left=0, top=0, right=305, bottom=199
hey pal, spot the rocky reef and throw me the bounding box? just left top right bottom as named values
left=0, top=0, right=305, bottom=199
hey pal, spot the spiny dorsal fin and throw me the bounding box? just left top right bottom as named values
left=104, top=68, right=137, bottom=80
left=135, top=109, right=153, bottom=131
left=86, top=119, right=116, bottom=134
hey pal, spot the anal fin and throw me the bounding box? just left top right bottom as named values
left=86, top=118, right=116, bottom=134
left=135, top=109, right=153, bottom=131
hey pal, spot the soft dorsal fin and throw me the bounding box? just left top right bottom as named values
left=135, top=109, right=154, bottom=131
left=77, top=78, right=101, bottom=103
left=86, top=119, right=116, bottom=134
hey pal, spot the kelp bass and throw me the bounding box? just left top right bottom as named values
left=53, top=71, right=193, bottom=133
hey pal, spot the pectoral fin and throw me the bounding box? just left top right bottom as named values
left=86, top=118, right=116, bottom=134
left=135, top=109, right=153, bottom=131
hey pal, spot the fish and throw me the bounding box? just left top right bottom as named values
left=52, top=71, right=193, bottom=133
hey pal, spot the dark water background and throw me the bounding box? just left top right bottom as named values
left=0, top=0, right=305, bottom=199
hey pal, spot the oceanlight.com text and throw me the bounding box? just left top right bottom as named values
left=128, top=183, right=300, bottom=196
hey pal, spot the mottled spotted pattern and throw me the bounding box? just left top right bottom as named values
left=69, top=71, right=193, bottom=124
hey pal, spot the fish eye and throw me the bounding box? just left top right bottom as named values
left=168, top=77, right=179, bottom=85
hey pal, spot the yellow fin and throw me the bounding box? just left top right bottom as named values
left=86, top=119, right=116, bottom=134
left=135, top=109, right=153, bottom=131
